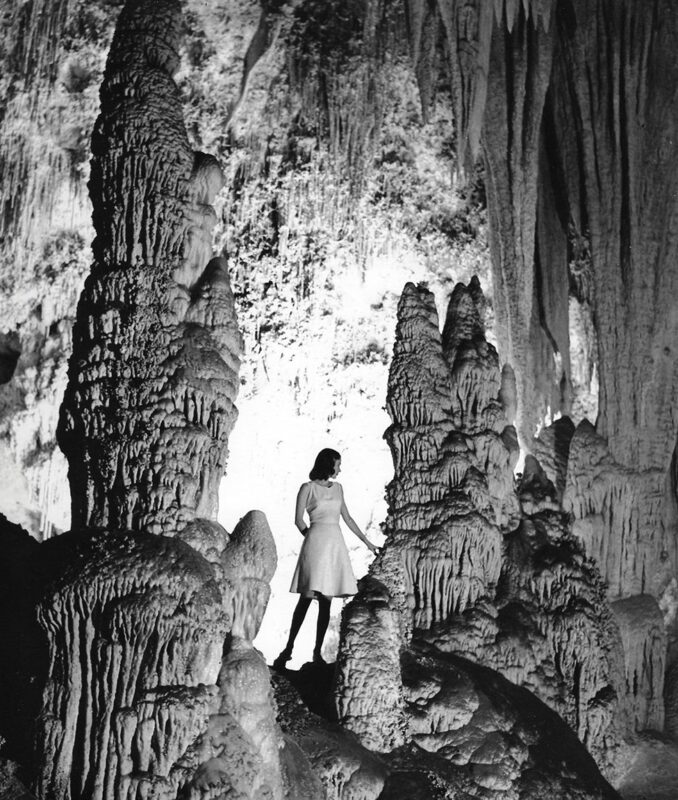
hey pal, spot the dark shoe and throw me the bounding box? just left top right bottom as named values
left=312, top=649, right=326, bottom=665
left=273, top=647, right=292, bottom=671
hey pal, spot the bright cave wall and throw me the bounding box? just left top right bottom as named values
left=0, top=0, right=494, bottom=661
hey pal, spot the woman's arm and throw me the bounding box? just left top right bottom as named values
left=295, top=483, right=311, bottom=535
left=339, top=486, right=379, bottom=554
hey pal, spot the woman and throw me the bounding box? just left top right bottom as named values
left=273, top=448, right=379, bottom=668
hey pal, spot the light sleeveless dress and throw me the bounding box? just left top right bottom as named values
left=289, top=481, right=358, bottom=598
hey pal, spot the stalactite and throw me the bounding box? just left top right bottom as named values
left=481, top=5, right=555, bottom=446
left=0, top=0, right=105, bottom=265
left=549, top=3, right=678, bottom=676
left=611, top=596, right=666, bottom=733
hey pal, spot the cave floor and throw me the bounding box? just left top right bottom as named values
left=618, top=736, right=678, bottom=799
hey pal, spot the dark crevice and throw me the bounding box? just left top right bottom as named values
left=0, top=331, right=21, bottom=384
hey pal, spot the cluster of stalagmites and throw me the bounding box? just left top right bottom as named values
left=335, top=279, right=640, bottom=796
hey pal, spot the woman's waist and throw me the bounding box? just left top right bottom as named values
left=308, top=518, right=340, bottom=527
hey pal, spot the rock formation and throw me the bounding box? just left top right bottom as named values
left=56, top=0, right=242, bottom=536
left=336, top=279, right=625, bottom=794
left=0, top=2, right=282, bottom=799
left=1, top=0, right=678, bottom=797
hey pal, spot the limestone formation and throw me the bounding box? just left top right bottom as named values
left=611, top=596, right=666, bottom=733
left=273, top=672, right=387, bottom=800
left=381, top=281, right=506, bottom=630
left=56, top=0, right=242, bottom=536
left=337, top=279, right=623, bottom=794
left=481, top=6, right=560, bottom=447
left=564, top=420, right=672, bottom=599
left=212, top=639, right=284, bottom=799
left=335, top=575, right=407, bottom=752
left=35, top=531, right=228, bottom=800
left=2, top=0, right=678, bottom=797
left=20, top=2, right=281, bottom=800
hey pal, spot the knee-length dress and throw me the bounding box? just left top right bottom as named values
left=289, top=481, right=358, bottom=598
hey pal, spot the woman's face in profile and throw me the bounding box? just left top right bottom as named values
left=332, top=458, right=342, bottom=478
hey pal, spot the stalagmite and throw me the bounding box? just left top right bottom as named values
left=35, top=531, right=228, bottom=800
left=56, top=0, right=243, bottom=536
left=2, top=0, right=678, bottom=796
left=335, top=576, right=407, bottom=752
left=383, top=282, right=505, bottom=627
left=221, top=510, right=277, bottom=642
left=26, top=2, right=280, bottom=799
left=337, top=278, right=622, bottom=795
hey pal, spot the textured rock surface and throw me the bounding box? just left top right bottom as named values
left=272, top=671, right=386, bottom=800
left=18, top=3, right=284, bottom=800
left=381, top=281, right=507, bottom=628
left=564, top=421, right=672, bottom=600
left=337, top=280, right=625, bottom=792
left=391, top=644, right=620, bottom=800
left=35, top=531, right=228, bottom=800
left=611, top=596, right=666, bottom=734
left=2, top=0, right=678, bottom=797
left=211, top=638, right=284, bottom=799
left=481, top=6, right=559, bottom=447
left=56, top=0, right=242, bottom=536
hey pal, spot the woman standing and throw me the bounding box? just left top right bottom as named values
left=273, top=448, right=379, bottom=668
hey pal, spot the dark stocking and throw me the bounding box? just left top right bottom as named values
left=274, top=596, right=312, bottom=669
left=286, top=596, right=312, bottom=651
left=314, top=595, right=331, bottom=659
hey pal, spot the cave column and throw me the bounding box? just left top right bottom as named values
left=481, top=5, right=556, bottom=445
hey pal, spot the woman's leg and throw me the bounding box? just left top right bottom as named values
left=313, top=595, right=331, bottom=662
left=274, top=596, right=311, bottom=667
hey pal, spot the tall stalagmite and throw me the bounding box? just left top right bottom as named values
left=31, top=2, right=280, bottom=799
left=337, top=279, right=622, bottom=797
left=56, top=0, right=242, bottom=536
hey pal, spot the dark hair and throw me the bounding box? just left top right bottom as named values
left=309, top=448, right=341, bottom=480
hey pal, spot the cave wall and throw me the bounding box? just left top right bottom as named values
left=0, top=0, right=486, bottom=550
